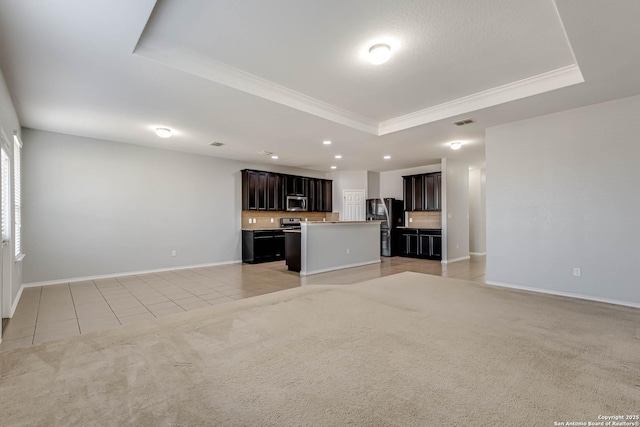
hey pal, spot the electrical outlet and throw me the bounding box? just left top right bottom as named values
left=447, top=213, right=453, bottom=219
left=346, top=249, right=350, bottom=254
left=171, top=250, right=177, bottom=257
left=409, top=218, right=413, bottom=223
left=456, top=244, right=459, bottom=249
left=270, top=218, right=274, bottom=223
left=248, top=218, right=252, bottom=224
left=573, top=268, right=581, bottom=277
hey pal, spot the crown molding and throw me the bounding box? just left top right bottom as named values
left=134, top=43, right=379, bottom=135
left=377, top=64, right=584, bottom=135
left=135, top=40, right=583, bottom=137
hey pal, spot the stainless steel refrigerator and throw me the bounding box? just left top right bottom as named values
left=366, top=198, right=404, bottom=256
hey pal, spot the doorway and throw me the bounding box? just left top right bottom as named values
left=342, top=189, right=366, bottom=221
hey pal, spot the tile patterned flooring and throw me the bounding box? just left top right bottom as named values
left=0, top=256, right=485, bottom=352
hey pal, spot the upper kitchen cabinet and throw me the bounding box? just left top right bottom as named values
left=403, top=172, right=441, bottom=211
left=285, top=175, right=307, bottom=197
left=424, top=173, right=441, bottom=211
left=322, top=180, right=333, bottom=212
left=242, top=170, right=280, bottom=211
left=266, top=173, right=281, bottom=211
left=242, top=169, right=332, bottom=212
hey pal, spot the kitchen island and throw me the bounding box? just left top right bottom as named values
left=285, top=221, right=381, bottom=276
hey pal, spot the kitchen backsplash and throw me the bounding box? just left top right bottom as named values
left=242, top=211, right=339, bottom=229
left=406, top=211, right=442, bottom=229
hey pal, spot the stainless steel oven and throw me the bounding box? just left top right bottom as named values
left=286, top=196, right=307, bottom=211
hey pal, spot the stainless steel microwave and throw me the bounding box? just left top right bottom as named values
left=286, top=196, right=307, bottom=211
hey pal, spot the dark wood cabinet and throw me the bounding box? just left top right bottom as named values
left=242, top=169, right=332, bottom=212
left=286, top=175, right=306, bottom=196
left=399, top=228, right=441, bottom=260
left=401, top=230, right=419, bottom=256
left=322, top=180, right=332, bottom=212
left=285, top=231, right=301, bottom=272
left=242, top=170, right=259, bottom=210
left=430, top=235, right=442, bottom=258
left=257, top=172, right=268, bottom=210
left=267, top=173, right=280, bottom=211
left=242, top=230, right=286, bottom=263
left=424, top=173, right=441, bottom=211
left=403, top=177, right=414, bottom=212
left=403, top=172, right=442, bottom=211
left=413, top=176, right=424, bottom=211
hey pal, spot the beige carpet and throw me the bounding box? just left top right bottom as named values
left=1, top=272, right=638, bottom=426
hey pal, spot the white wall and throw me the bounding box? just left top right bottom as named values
left=468, top=168, right=486, bottom=254
left=301, top=222, right=380, bottom=275
left=442, top=158, right=469, bottom=262
left=486, top=94, right=640, bottom=306
left=22, top=128, right=327, bottom=284
left=329, top=170, right=368, bottom=219
left=379, top=163, right=441, bottom=200
left=367, top=171, right=380, bottom=199
left=0, top=66, right=22, bottom=317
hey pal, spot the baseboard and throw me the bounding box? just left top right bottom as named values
left=301, top=259, right=381, bottom=276
left=469, top=252, right=486, bottom=256
left=22, top=260, right=242, bottom=288
left=9, top=284, right=25, bottom=317
left=486, top=280, right=640, bottom=309
left=441, top=256, right=471, bottom=264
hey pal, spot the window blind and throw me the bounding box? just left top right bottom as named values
left=1, top=148, right=9, bottom=244
left=14, top=136, right=21, bottom=257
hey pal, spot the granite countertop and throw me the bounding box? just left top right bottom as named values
left=305, top=220, right=383, bottom=224
left=242, top=220, right=383, bottom=231
left=241, top=228, right=284, bottom=231
left=396, top=226, right=442, bottom=230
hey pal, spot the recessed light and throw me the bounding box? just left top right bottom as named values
left=383, top=155, right=391, bottom=160
left=335, top=155, right=342, bottom=159
left=155, top=127, right=172, bottom=138
left=271, top=155, right=279, bottom=160
left=323, top=140, right=332, bottom=145
left=331, top=166, right=337, bottom=169
left=368, top=43, right=391, bottom=64
left=450, top=141, right=462, bottom=150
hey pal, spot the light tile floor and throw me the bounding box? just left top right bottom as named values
left=0, top=255, right=485, bottom=352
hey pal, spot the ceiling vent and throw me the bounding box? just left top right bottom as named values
left=258, top=150, right=273, bottom=156
left=452, top=118, right=474, bottom=126
left=209, top=141, right=224, bottom=147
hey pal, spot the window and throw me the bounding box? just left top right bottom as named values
left=14, top=135, right=21, bottom=258
left=1, top=148, right=9, bottom=245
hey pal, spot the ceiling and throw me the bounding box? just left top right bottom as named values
left=0, top=0, right=639, bottom=172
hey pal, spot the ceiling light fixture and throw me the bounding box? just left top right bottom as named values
left=155, top=127, right=172, bottom=138
left=450, top=141, right=462, bottom=150
left=383, top=155, right=391, bottom=160
left=331, top=166, right=337, bottom=169
left=323, top=140, right=332, bottom=145
left=368, top=43, right=391, bottom=64
left=335, top=155, right=342, bottom=159
left=271, top=155, right=279, bottom=160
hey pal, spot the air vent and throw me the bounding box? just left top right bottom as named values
left=258, top=150, right=273, bottom=156
left=452, top=118, right=474, bottom=126
left=209, top=142, right=224, bottom=147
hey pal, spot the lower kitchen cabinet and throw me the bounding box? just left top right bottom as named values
left=399, top=229, right=441, bottom=260
left=242, top=230, right=286, bottom=264
left=284, top=231, right=301, bottom=272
